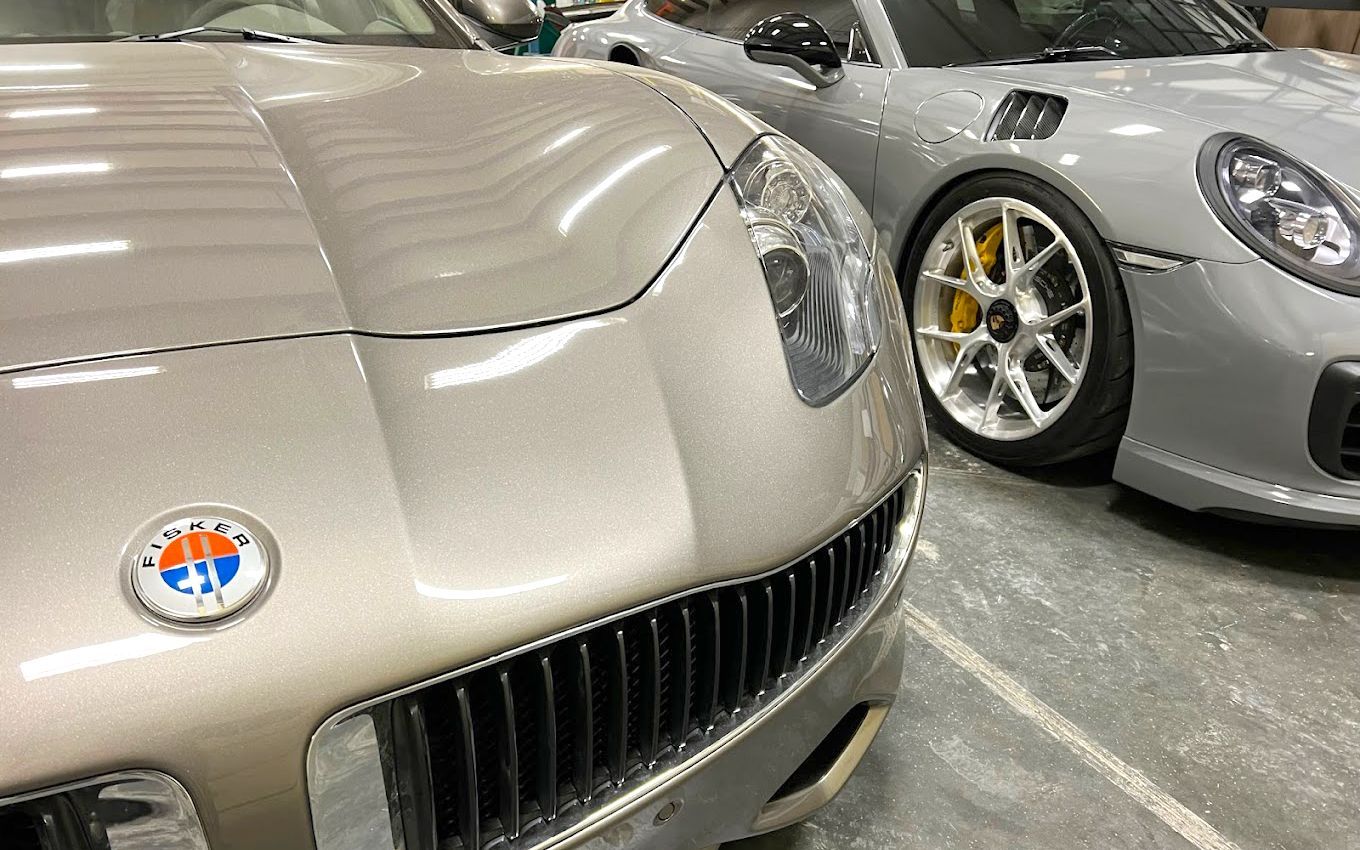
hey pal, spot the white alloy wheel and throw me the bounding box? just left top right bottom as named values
left=913, top=197, right=1092, bottom=441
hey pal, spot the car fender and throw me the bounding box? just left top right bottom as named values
left=876, top=70, right=1258, bottom=270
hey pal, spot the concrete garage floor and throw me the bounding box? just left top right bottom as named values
left=726, top=422, right=1360, bottom=850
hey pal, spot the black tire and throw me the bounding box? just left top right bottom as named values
left=903, top=172, right=1134, bottom=466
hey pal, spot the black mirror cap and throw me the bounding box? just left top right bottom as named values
left=743, top=13, right=842, bottom=71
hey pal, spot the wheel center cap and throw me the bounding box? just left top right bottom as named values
left=985, top=300, right=1020, bottom=343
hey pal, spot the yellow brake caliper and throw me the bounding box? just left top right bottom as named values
left=950, top=223, right=1004, bottom=335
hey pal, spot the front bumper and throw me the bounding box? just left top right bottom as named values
left=1116, top=257, right=1360, bottom=525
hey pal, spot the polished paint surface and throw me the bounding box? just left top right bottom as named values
left=555, top=4, right=1360, bottom=523
left=725, top=425, right=1360, bottom=850
left=0, top=179, right=924, bottom=847
left=0, top=42, right=722, bottom=373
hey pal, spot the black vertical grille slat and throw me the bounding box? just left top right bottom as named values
left=848, top=527, right=867, bottom=610
left=509, top=667, right=538, bottom=823
left=696, top=593, right=722, bottom=729
left=834, top=534, right=854, bottom=624
left=719, top=587, right=749, bottom=714
left=773, top=572, right=796, bottom=680
left=879, top=498, right=895, bottom=556
left=391, top=697, right=437, bottom=850
left=750, top=580, right=775, bottom=693
left=547, top=649, right=575, bottom=810
left=572, top=638, right=595, bottom=803
left=588, top=636, right=611, bottom=792
left=641, top=612, right=664, bottom=765
left=453, top=685, right=482, bottom=850
left=799, top=557, right=821, bottom=641
left=988, top=91, right=1067, bottom=141
left=655, top=610, right=674, bottom=753
left=623, top=624, right=645, bottom=774
left=794, top=563, right=810, bottom=663
left=378, top=482, right=910, bottom=850
left=817, top=550, right=837, bottom=641
left=667, top=603, right=695, bottom=746
left=496, top=669, right=522, bottom=838
left=604, top=628, right=630, bottom=785
left=534, top=653, right=558, bottom=824
left=863, top=516, right=880, bottom=594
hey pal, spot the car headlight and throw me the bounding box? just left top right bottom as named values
left=729, top=136, right=882, bottom=406
left=1199, top=134, right=1360, bottom=294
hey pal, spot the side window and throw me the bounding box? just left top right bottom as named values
left=705, top=0, right=875, bottom=62
left=643, top=0, right=712, bottom=30
left=882, top=0, right=1059, bottom=66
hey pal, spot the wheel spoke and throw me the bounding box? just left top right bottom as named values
left=1001, top=203, right=1024, bottom=281
left=1003, top=358, right=1047, bottom=426
left=979, top=368, right=1006, bottom=432
left=921, top=269, right=972, bottom=294
left=943, top=332, right=989, bottom=397
left=917, top=326, right=973, bottom=343
left=1034, top=332, right=1080, bottom=384
left=958, top=219, right=991, bottom=289
left=1021, top=239, right=1064, bottom=278
left=1033, top=298, right=1088, bottom=331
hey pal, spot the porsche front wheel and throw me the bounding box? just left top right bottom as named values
left=904, top=175, right=1133, bottom=466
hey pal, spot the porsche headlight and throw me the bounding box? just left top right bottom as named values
left=729, top=136, right=882, bottom=406
left=1200, top=135, right=1360, bottom=293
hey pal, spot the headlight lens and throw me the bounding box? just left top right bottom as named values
left=729, top=136, right=882, bottom=406
left=1201, top=135, right=1360, bottom=293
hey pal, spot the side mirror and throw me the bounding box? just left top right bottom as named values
left=452, top=0, right=544, bottom=50
left=743, top=13, right=844, bottom=89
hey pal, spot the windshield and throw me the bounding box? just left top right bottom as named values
left=0, top=0, right=471, bottom=47
left=882, top=0, right=1270, bottom=66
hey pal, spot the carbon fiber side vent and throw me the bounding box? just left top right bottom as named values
left=987, top=91, right=1067, bottom=141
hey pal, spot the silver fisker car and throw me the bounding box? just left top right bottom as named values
left=0, top=3, right=928, bottom=849
left=557, top=0, right=1360, bottom=525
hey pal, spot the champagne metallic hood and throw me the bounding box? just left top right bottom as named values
left=0, top=42, right=729, bottom=373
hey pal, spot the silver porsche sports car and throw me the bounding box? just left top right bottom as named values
left=0, top=3, right=928, bottom=850
left=557, top=0, right=1360, bottom=526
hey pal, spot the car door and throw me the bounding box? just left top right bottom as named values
left=651, top=0, right=890, bottom=211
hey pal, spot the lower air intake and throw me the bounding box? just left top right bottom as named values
left=1309, top=362, right=1360, bottom=480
